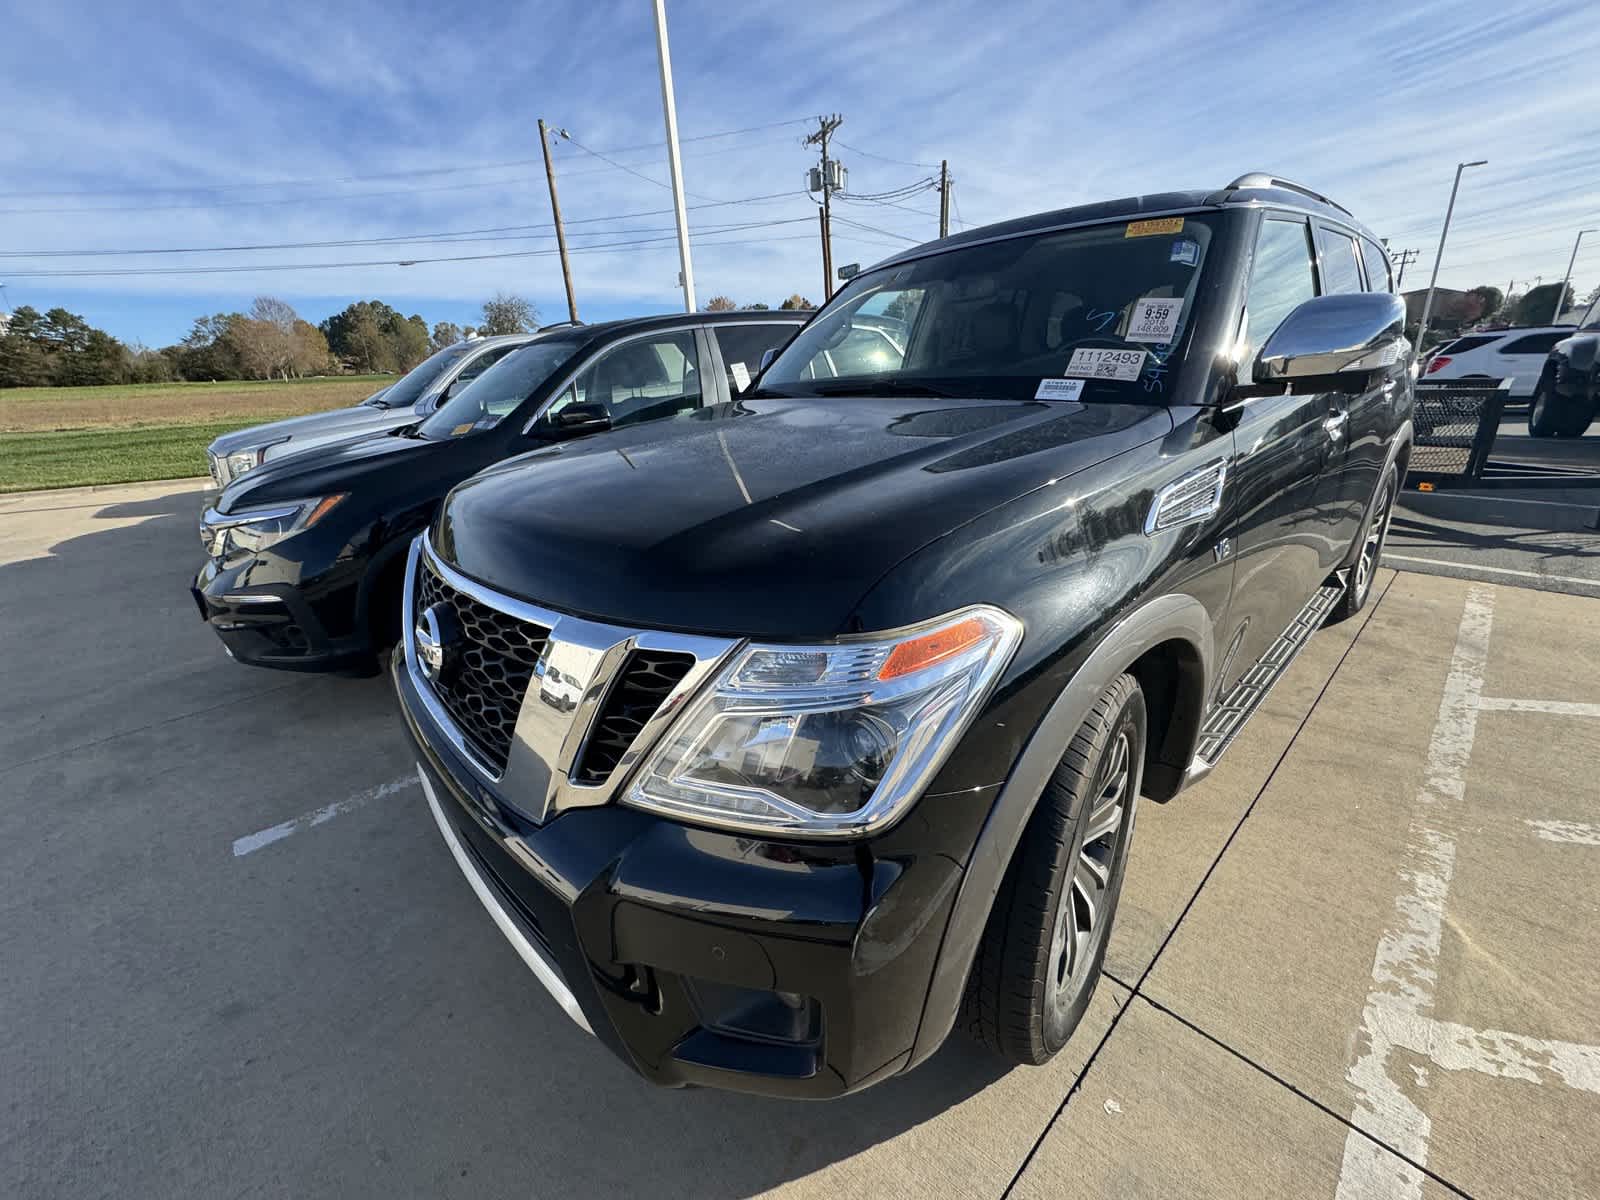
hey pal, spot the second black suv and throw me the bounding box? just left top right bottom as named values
left=394, top=176, right=1414, bottom=1098
left=1530, top=292, right=1600, bottom=437
left=193, top=312, right=805, bottom=671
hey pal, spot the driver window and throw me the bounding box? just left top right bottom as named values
left=1242, top=217, right=1318, bottom=382
left=798, top=288, right=921, bottom=379
left=546, top=331, right=702, bottom=429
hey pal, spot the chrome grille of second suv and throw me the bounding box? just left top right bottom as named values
left=416, top=558, right=548, bottom=773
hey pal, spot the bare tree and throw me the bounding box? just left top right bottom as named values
left=480, top=293, right=539, bottom=335
left=779, top=294, right=815, bottom=310
left=704, top=295, right=737, bottom=311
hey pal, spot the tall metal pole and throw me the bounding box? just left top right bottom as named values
left=1415, top=160, right=1486, bottom=354
left=1553, top=229, right=1595, bottom=324
left=538, top=118, right=579, bottom=324
left=652, top=0, right=696, bottom=312
left=938, top=160, right=950, bottom=239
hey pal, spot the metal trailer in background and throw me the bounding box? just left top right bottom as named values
left=1410, top=378, right=1600, bottom=491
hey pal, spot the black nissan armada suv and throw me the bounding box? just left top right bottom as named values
left=393, top=175, right=1414, bottom=1098
left=192, top=311, right=805, bottom=672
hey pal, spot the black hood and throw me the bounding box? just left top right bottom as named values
left=436, top=396, right=1171, bottom=639
left=218, top=428, right=449, bottom=512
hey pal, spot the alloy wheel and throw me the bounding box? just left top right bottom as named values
left=1356, top=478, right=1395, bottom=603
left=1049, top=731, right=1131, bottom=1013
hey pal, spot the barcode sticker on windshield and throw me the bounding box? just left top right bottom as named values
left=1036, top=378, right=1086, bottom=401
left=730, top=362, right=751, bottom=390
left=1066, top=347, right=1146, bottom=381
left=1127, top=296, right=1185, bottom=343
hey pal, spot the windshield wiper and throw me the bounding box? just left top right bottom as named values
left=808, top=378, right=963, bottom=398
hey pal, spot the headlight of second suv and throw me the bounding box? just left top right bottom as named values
left=220, top=437, right=288, bottom=483
left=626, top=606, right=1022, bottom=839
left=199, top=495, right=346, bottom=560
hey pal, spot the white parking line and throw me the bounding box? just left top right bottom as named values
left=1478, top=697, right=1600, bottom=718
left=1525, top=819, right=1600, bottom=847
left=1335, top=585, right=1493, bottom=1200
left=231, top=775, right=419, bottom=857
left=1368, top=999, right=1600, bottom=1096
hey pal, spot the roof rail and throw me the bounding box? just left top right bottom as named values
left=1224, top=173, right=1352, bottom=217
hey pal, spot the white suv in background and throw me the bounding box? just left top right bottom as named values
left=1422, top=325, right=1574, bottom=399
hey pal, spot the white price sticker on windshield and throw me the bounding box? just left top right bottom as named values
left=1035, top=378, right=1085, bottom=401
left=1066, top=347, right=1146, bottom=381
left=1127, top=296, right=1185, bottom=343
left=730, top=361, right=751, bottom=390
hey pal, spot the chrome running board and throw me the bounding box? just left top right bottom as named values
left=1186, top=583, right=1344, bottom=783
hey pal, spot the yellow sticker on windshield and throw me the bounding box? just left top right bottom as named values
left=1125, top=217, right=1185, bottom=238
left=451, top=423, right=474, bottom=436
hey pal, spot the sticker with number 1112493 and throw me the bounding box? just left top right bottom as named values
left=1065, top=347, right=1147, bottom=381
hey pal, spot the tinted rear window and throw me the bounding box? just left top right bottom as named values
left=1500, top=332, right=1567, bottom=355
left=1437, top=335, right=1497, bottom=356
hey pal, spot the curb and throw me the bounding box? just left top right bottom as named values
left=1397, top=488, right=1600, bottom=533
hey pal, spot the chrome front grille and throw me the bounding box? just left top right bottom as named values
left=416, top=557, right=549, bottom=774
left=402, top=535, right=739, bottom=822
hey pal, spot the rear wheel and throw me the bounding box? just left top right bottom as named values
left=1328, top=463, right=1397, bottom=624
left=961, top=674, right=1143, bottom=1065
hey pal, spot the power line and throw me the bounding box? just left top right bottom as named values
left=833, top=141, right=939, bottom=170
left=0, top=118, right=814, bottom=201
left=0, top=223, right=819, bottom=279
left=0, top=190, right=811, bottom=258
left=832, top=215, right=920, bottom=245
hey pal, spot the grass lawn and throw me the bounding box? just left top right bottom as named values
left=0, top=375, right=396, bottom=493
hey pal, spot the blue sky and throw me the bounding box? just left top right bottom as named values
left=3, top=0, right=1598, bottom=347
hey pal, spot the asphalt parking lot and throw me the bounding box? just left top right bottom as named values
left=4, top=479, right=1598, bottom=1199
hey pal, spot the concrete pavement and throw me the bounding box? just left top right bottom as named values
left=3, top=480, right=1597, bottom=1199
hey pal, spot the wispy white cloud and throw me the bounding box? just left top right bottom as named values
left=2, top=0, right=1597, bottom=344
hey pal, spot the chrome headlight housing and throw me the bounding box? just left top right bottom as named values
left=200, top=495, right=346, bottom=560
left=625, top=606, right=1023, bottom=839
left=221, top=437, right=289, bottom=482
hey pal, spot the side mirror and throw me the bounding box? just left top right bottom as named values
left=552, top=402, right=611, bottom=436
left=1253, top=292, right=1410, bottom=391
left=758, top=347, right=778, bottom=372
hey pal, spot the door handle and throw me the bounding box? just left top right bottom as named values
left=1324, top=409, right=1348, bottom=441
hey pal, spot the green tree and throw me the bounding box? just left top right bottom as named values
left=395, top=314, right=431, bottom=371
left=431, top=320, right=464, bottom=351
left=480, top=292, right=538, bottom=335
left=0, top=306, right=51, bottom=387
left=1467, top=285, right=1504, bottom=322
left=1514, top=282, right=1575, bottom=326
left=175, top=313, right=245, bottom=380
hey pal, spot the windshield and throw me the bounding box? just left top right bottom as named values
left=380, top=344, right=473, bottom=410
left=417, top=336, right=586, bottom=439
left=759, top=214, right=1220, bottom=403
left=1583, top=296, right=1600, bottom=330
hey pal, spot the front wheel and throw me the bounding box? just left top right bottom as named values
left=1328, top=463, right=1397, bottom=624
left=961, top=673, right=1144, bottom=1065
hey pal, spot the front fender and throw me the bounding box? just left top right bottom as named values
left=907, top=591, right=1213, bottom=1069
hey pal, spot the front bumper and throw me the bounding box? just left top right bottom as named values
left=193, top=556, right=369, bottom=672
left=393, top=646, right=967, bottom=1098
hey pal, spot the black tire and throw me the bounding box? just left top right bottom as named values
left=1557, top=375, right=1598, bottom=437
left=1328, top=463, right=1398, bottom=625
left=961, top=673, right=1144, bottom=1065
left=1529, top=377, right=1569, bottom=438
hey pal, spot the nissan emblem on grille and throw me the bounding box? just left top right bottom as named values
left=415, top=602, right=460, bottom=684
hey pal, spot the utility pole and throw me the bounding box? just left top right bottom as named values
left=652, top=0, right=696, bottom=313
left=1392, top=247, right=1419, bottom=288
left=938, top=160, right=951, bottom=239
left=538, top=118, right=579, bottom=324
left=1416, top=159, right=1486, bottom=354
left=1553, top=229, right=1596, bottom=324
left=805, top=114, right=843, bottom=300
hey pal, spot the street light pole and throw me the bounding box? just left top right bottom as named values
left=1553, top=229, right=1596, bottom=324
left=652, top=0, right=696, bottom=312
left=1416, top=160, right=1486, bottom=354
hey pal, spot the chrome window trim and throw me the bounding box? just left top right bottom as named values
left=401, top=534, right=740, bottom=822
